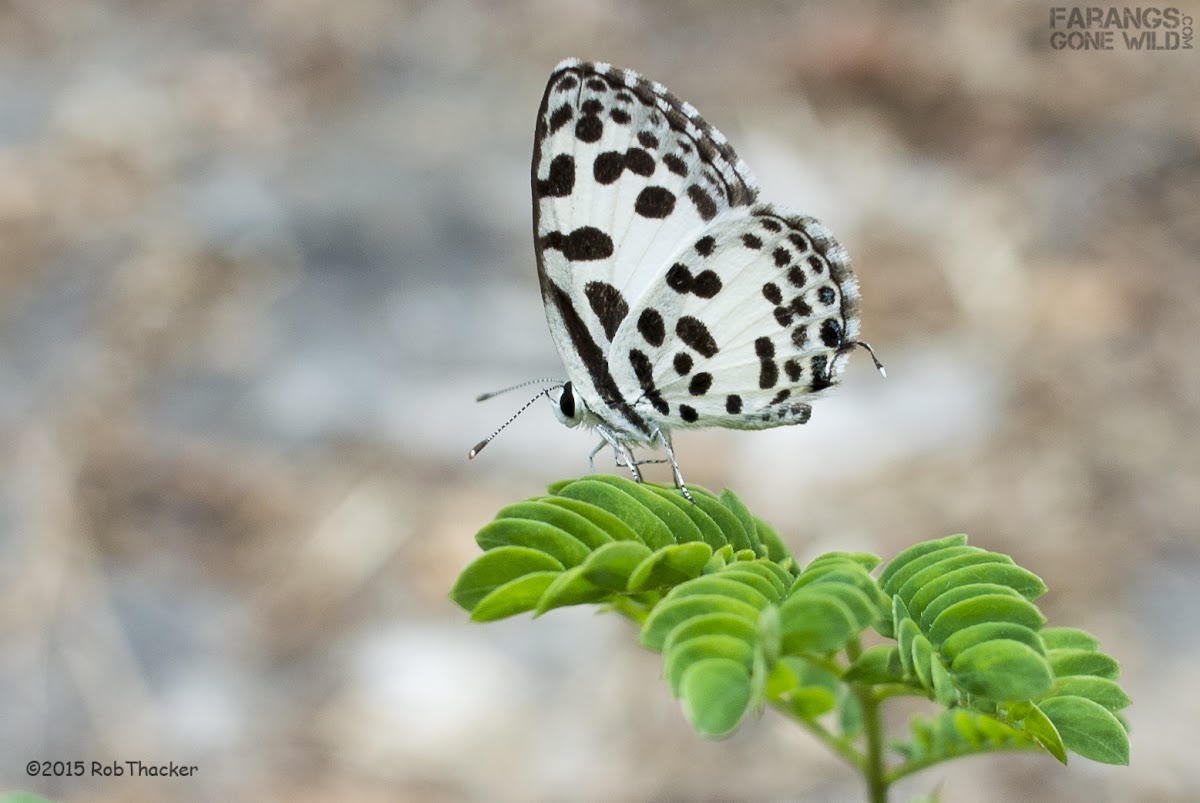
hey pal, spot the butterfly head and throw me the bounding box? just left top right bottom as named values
left=550, top=381, right=586, bottom=428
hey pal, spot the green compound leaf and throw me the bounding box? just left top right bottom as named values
left=456, top=483, right=1133, bottom=766
left=896, top=709, right=1039, bottom=763
left=680, top=657, right=755, bottom=737
left=1038, top=696, right=1131, bottom=765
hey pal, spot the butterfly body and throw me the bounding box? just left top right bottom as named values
left=528, top=59, right=877, bottom=489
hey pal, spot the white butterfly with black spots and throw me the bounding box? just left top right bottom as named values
left=477, top=58, right=882, bottom=500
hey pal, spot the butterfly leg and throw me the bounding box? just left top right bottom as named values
left=587, top=439, right=606, bottom=473
left=652, top=427, right=694, bottom=503
left=594, top=424, right=642, bottom=482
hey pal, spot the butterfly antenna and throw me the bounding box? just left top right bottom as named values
left=468, top=386, right=561, bottom=459
left=476, top=378, right=563, bottom=402
left=851, top=341, right=887, bottom=378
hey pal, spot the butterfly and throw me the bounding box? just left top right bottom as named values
left=473, top=59, right=882, bottom=500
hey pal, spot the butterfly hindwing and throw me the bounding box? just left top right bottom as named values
left=607, top=204, right=860, bottom=430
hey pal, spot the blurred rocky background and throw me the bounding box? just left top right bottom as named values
left=1, top=1, right=1197, bottom=800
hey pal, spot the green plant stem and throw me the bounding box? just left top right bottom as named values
left=853, top=685, right=888, bottom=803
left=845, top=638, right=888, bottom=803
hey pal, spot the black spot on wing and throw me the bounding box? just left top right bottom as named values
left=625, top=148, right=655, bottom=176
left=679, top=404, right=698, bottom=423
left=673, top=351, right=693, bottom=375
left=820, top=318, right=843, bottom=348
left=635, top=186, right=676, bottom=218
left=811, top=355, right=832, bottom=391
left=694, top=235, right=715, bottom=256
left=666, top=263, right=691, bottom=293
left=755, top=336, right=779, bottom=389
left=593, top=152, right=624, bottom=185
left=584, top=281, right=629, bottom=341
left=637, top=308, right=665, bottom=347
left=762, top=283, right=782, bottom=305
left=541, top=226, right=614, bottom=261
left=787, top=266, right=807, bottom=287
left=773, top=247, right=791, bottom=267
left=630, top=348, right=668, bottom=415
left=663, top=153, right=688, bottom=176
left=742, top=233, right=762, bottom=249
left=549, top=104, right=573, bottom=133
left=638, top=131, right=659, bottom=149
left=575, top=114, right=602, bottom=143
left=676, top=316, right=718, bottom=358
left=686, top=185, right=717, bottom=220
left=610, top=107, right=631, bottom=124
left=687, top=372, right=713, bottom=396
left=818, top=286, right=837, bottom=306
left=692, top=271, right=722, bottom=298
left=725, top=394, right=742, bottom=414
left=784, top=359, right=802, bottom=382
left=537, top=154, right=575, bottom=198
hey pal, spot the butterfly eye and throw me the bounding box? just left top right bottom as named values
left=559, top=381, right=576, bottom=419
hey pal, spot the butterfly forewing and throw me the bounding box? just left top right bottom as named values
left=532, top=59, right=759, bottom=436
